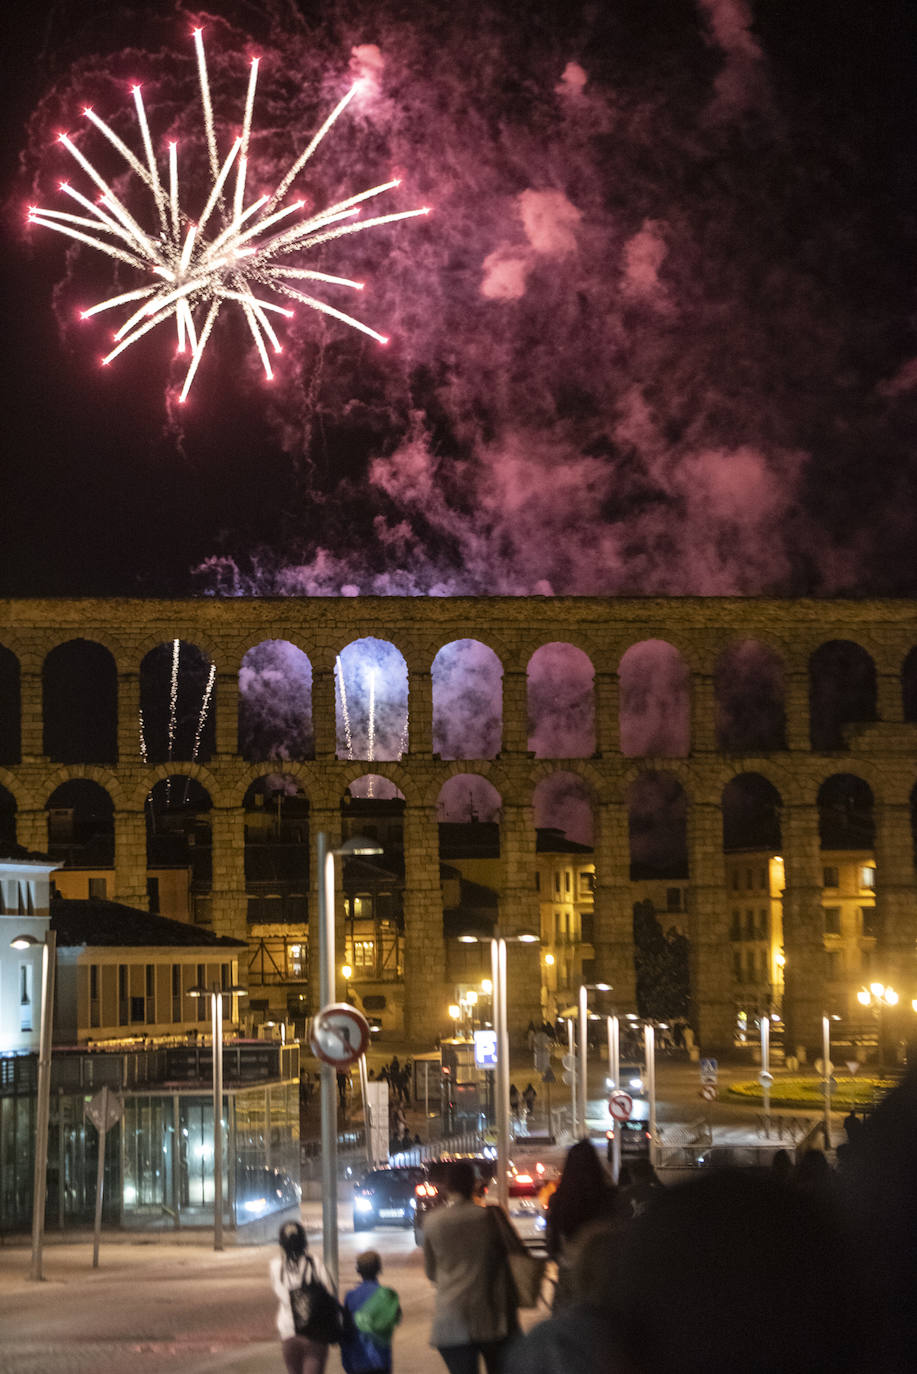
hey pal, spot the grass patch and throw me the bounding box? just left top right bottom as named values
left=726, top=1074, right=901, bottom=1109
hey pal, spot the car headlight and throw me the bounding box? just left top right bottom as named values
left=354, top=1196, right=374, bottom=1213
left=410, top=1197, right=417, bottom=1210
left=629, top=1077, right=644, bottom=1091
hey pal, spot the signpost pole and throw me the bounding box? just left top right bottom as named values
left=761, top=1015, right=771, bottom=1124
left=607, top=1015, right=621, bottom=1182
left=317, top=831, right=339, bottom=1289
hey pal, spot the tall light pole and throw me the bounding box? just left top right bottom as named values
left=316, top=832, right=382, bottom=1289
left=189, top=978, right=248, bottom=1251
left=10, top=930, right=56, bottom=1282
left=457, top=927, right=539, bottom=1211
left=577, top=982, right=612, bottom=1139
left=821, top=1013, right=840, bottom=1149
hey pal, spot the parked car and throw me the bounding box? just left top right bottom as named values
left=352, top=1166, right=428, bottom=1231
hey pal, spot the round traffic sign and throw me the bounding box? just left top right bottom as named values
left=700, top=1083, right=717, bottom=1102
left=310, top=1002, right=371, bottom=1068
left=609, top=1090, right=634, bottom=1122
left=758, top=1070, right=775, bottom=1087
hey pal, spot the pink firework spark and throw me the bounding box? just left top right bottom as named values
left=28, top=28, right=430, bottom=402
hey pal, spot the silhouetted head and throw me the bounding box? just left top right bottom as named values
left=444, top=1159, right=476, bottom=1200
left=605, top=1169, right=862, bottom=1374
left=356, top=1249, right=382, bottom=1280
left=279, top=1220, right=307, bottom=1263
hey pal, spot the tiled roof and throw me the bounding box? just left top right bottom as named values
left=50, top=897, right=247, bottom=949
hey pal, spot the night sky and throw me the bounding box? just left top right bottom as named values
left=2, top=0, right=917, bottom=600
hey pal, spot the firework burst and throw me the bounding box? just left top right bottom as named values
left=28, top=28, right=430, bottom=402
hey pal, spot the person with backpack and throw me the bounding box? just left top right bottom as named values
left=270, top=1220, right=341, bottom=1374
left=341, top=1250, right=402, bottom=1374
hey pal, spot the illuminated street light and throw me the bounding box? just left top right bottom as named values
left=9, top=931, right=56, bottom=1282
left=316, top=832, right=383, bottom=1287
left=857, top=983, right=900, bottom=1071
left=455, top=927, right=540, bottom=1210
left=188, top=979, right=248, bottom=1251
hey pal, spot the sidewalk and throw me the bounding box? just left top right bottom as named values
left=0, top=1201, right=543, bottom=1374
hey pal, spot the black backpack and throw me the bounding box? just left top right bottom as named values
left=289, top=1257, right=344, bottom=1344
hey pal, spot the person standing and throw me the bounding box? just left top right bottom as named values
left=341, top=1250, right=401, bottom=1374
left=522, top=1084, right=537, bottom=1118
left=423, top=1160, right=521, bottom=1374
left=545, top=1140, right=619, bottom=1310
left=270, top=1221, right=335, bottom=1374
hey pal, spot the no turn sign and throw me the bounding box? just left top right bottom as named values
left=609, top=1090, right=634, bottom=1122
left=309, top=1002, right=371, bottom=1068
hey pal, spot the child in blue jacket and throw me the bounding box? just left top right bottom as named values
left=341, top=1250, right=401, bottom=1374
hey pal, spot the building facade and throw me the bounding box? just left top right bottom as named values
left=1, top=595, right=917, bottom=1053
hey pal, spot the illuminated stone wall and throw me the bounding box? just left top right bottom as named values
left=1, top=595, right=916, bottom=1053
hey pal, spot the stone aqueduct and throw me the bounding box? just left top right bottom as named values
left=2, top=595, right=917, bottom=1053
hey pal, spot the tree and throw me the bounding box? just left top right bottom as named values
left=633, top=900, right=691, bottom=1022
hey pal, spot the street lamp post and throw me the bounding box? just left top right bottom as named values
left=316, top=832, right=383, bottom=1289
left=189, top=979, right=248, bottom=1251
left=576, top=983, right=612, bottom=1139
left=821, top=1013, right=841, bottom=1149
left=457, top=927, right=539, bottom=1212
left=10, top=930, right=56, bottom=1282
left=857, top=982, right=899, bottom=1072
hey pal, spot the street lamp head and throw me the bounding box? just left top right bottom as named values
left=516, top=930, right=540, bottom=944
left=885, top=987, right=899, bottom=1007
left=335, top=835, right=383, bottom=857
left=448, top=1003, right=461, bottom=1020
left=341, top=964, right=353, bottom=980
left=870, top=982, right=885, bottom=999
left=188, top=984, right=209, bottom=998
left=10, top=934, right=40, bottom=950
left=857, top=988, right=871, bottom=1007
left=594, top=982, right=612, bottom=992
left=457, top=934, right=479, bottom=944
left=481, top=978, right=493, bottom=994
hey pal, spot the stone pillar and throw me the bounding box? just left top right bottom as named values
left=402, top=804, right=447, bottom=1043
left=114, top=809, right=149, bottom=907
left=690, top=673, right=717, bottom=754
left=17, top=807, right=48, bottom=853
left=501, top=671, right=529, bottom=755
left=408, top=668, right=434, bottom=757
left=117, top=672, right=141, bottom=764
left=500, top=802, right=542, bottom=1039
left=592, top=801, right=636, bottom=1006
left=876, top=673, right=904, bottom=725
left=595, top=672, right=620, bottom=758
left=874, top=803, right=917, bottom=999
left=781, top=803, right=826, bottom=1054
left=687, top=802, right=734, bottom=1051
left=308, top=806, right=342, bottom=1013
left=213, top=672, right=239, bottom=757
left=20, top=671, right=44, bottom=761
left=785, top=670, right=810, bottom=752
left=210, top=807, right=247, bottom=943
left=312, top=668, right=337, bottom=759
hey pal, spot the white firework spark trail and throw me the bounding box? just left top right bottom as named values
left=336, top=655, right=353, bottom=758
left=182, top=662, right=216, bottom=805
left=367, top=666, right=376, bottom=797
left=28, top=28, right=430, bottom=402
left=166, top=637, right=179, bottom=804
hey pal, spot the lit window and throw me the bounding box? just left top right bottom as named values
left=859, top=866, right=876, bottom=890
